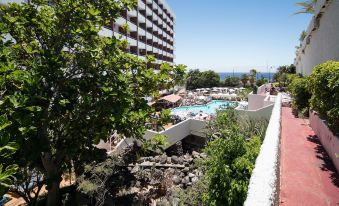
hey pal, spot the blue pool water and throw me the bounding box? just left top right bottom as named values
left=171, top=101, right=237, bottom=115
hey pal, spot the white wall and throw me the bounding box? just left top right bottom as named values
left=248, top=94, right=267, bottom=110
left=295, top=0, right=339, bottom=76
left=237, top=104, right=274, bottom=121
left=114, top=119, right=206, bottom=153
left=244, top=94, right=282, bottom=206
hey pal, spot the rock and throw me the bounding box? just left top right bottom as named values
left=192, top=151, right=200, bottom=158
left=148, top=156, right=155, bottom=162
left=179, top=172, right=185, bottom=177
left=191, top=176, right=199, bottom=183
left=131, top=166, right=140, bottom=173
left=181, top=176, right=190, bottom=184
left=188, top=173, right=195, bottom=178
left=187, top=182, right=192, bottom=186
left=160, top=154, right=167, bottom=164
left=178, top=157, right=184, bottom=164
left=171, top=156, right=179, bottom=164
left=154, top=155, right=160, bottom=163
left=166, top=168, right=175, bottom=175
left=182, top=167, right=189, bottom=173
left=138, top=157, right=146, bottom=163
left=167, top=157, right=172, bottom=164
left=172, top=175, right=181, bottom=185
left=200, top=153, right=208, bottom=159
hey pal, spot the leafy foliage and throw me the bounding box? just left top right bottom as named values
left=0, top=0, right=185, bottom=204
left=77, top=155, right=124, bottom=206
left=249, top=69, right=257, bottom=87
left=223, top=76, right=240, bottom=87
left=0, top=40, right=19, bottom=196
left=273, top=64, right=297, bottom=86
left=308, top=61, right=339, bottom=133
left=180, top=110, right=267, bottom=206
left=186, top=69, right=220, bottom=90
left=240, top=74, right=249, bottom=87
left=256, top=77, right=268, bottom=87
left=288, top=76, right=311, bottom=117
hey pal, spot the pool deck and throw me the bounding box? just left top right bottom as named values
left=279, top=107, right=339, bottom=206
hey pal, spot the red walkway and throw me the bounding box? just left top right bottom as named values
left=280, top=107, right=339, bottom=206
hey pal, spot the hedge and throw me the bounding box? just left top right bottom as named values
left=308, top=61, right=339, bottom=134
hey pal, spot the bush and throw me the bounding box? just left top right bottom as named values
left=308, top=61, right=339, bottom=134
left=288, top=77, right=311, bottom=117
left=179, top=110, right=267, bottom=206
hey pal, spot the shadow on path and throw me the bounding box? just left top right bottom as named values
left=307, top=135, right=339, bottom=188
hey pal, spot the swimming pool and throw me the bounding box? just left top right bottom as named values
left=171, top=100, right=237, bottom=115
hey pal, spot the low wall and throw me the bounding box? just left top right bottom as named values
left=237, top=104, right=274, bottom=121
left=310, top=111, right=339, bottom=172
left=248, top=94, right=267, bottom=110
left=244, top=94, right=282, bottom=206
left=114, top=119, right=206, bottom=153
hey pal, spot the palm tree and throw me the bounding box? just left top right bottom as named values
left=294, top=0, right=317, bottom=15
left=249, top=69, right=257, bottom=87
left=240, top=74, right=249, bottom=87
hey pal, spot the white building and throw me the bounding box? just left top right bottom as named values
left=295, top=0, right=339, bottom=76
left=0, top=0, right=175, bottom=68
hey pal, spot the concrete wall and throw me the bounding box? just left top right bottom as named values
left=310, top=111, right=339, bottom=172
left=244, top=94, right=282, bottom=206
left=114, top=119, right=206, bottom=153
left=248, top=94, right=267, bottom=110
left=237, top=104, right=274, bottom=121
left=295, top=0, right=339, bottom=76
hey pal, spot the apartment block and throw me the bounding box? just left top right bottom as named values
left=100, top=0, right=175, bottom=67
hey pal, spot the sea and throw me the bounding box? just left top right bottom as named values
left=219, top=72, right=275, bottom=81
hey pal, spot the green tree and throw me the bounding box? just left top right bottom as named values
left=240, top=74, right=249, bottom=87
left=186, top=69, right=220, bottom=90
left=223, top=76, right=240, bottom=87
left=0, top=40, right=19, bottom=196
left=201, top=70, right=220, bottom=88
left=249, top=69, right=257, bottom=87
left=0, top=1, right=185, bottom=205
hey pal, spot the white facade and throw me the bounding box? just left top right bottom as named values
left=110, top=0, right=175, bottom=67
left=295, top=0, right=339, bottom=76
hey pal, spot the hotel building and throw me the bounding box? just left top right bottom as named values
left=100, top=0, right=176, bottom=67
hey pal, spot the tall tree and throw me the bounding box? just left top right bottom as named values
left=186, top=69, right=220, bottom=90
left=240, top=74, right=249, bottom=87
left=0, top=1, right=185, bottom=205
left=249, top=69, right=257, bottom=87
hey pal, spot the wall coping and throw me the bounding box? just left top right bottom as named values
left=244, top=94, right=282, bottom=206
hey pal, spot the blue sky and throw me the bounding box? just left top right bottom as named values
left=166, top=0, right=313, bottom=72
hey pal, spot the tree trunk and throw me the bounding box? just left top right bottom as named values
left=46, top=181, right=60, bottom=206
left=41, top=152, right=61, bottom=206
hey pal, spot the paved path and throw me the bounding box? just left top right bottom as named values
left=280, top=107, right=339, bottom=206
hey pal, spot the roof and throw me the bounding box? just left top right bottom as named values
left=160, top=94, right=182, bottom=103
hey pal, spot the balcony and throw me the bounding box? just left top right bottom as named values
left=138, top=1, right=145, bottom=9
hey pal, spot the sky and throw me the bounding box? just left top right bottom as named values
left=166, top=0, right=313, bottom=72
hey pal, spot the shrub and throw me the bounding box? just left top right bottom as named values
left=288, top=77, right=311, bottom=117
left=181, top=110, right=267, bottom=206
left=308, top=61, right=339, bottom=134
